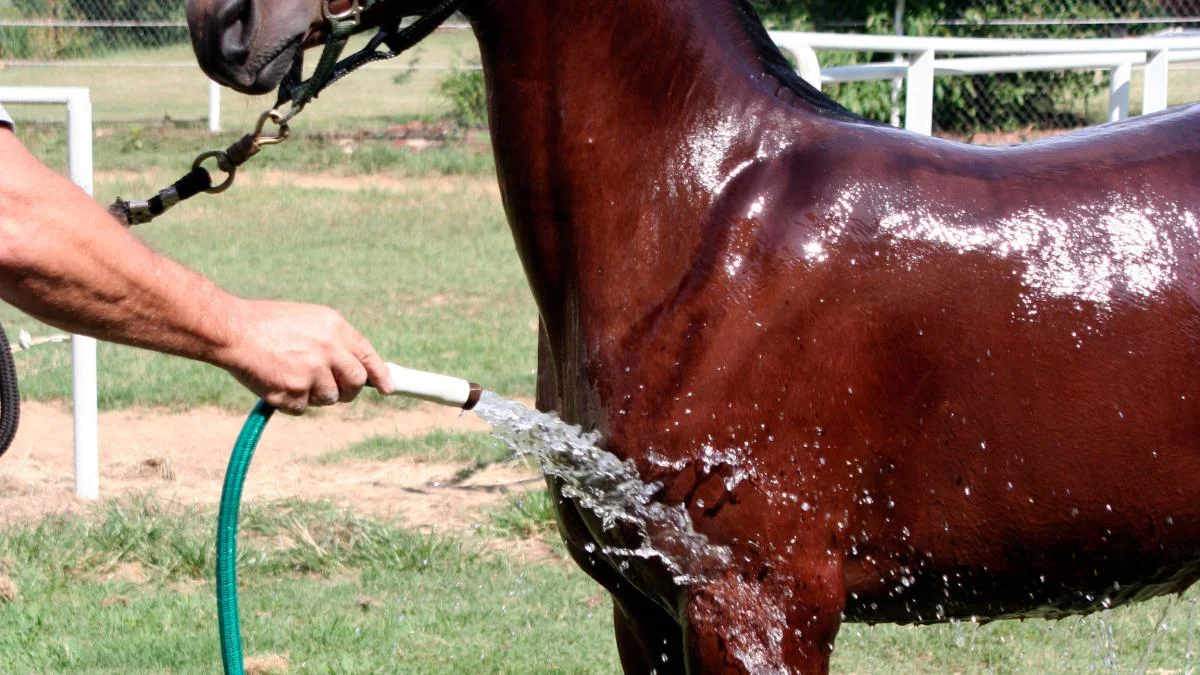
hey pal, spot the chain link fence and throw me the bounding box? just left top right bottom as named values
left=0, top=0, right=187, bottom=59
left=3, top=1, right=1200, bottom=139
left=0, top=0, right=478, bottom=132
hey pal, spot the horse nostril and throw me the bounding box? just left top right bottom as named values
left=216, top=0, right=254, bottom=63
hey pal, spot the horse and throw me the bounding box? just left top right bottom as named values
left=185, top=0, right=1200, bottom=671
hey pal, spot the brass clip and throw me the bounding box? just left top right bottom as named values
left=254, top=109, right=291, bottom=146
left=323, top=0, right=362, bottom=26
left=192, top=150, right=237, bottom=194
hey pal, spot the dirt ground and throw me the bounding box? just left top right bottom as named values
left=0, top=402, right=544, bottom=543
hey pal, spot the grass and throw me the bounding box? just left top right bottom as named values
left=1, top=30, right=482, bottom=131
left=315, top=430, right=511, bottom=465
left=487, top=488, right=558, bottom=540
left=0, top=496, right=1197, bottom=672
left=0, top=497, right=619, bottom=674
left=16, top=122, right=497, bottom=177
left=833, top=596, right=1200, bottom=673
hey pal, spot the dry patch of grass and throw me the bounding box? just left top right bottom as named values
left=244, top=652, right=290, bottom=675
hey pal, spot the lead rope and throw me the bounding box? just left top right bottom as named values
left=108, top=0, right=465, bottom=227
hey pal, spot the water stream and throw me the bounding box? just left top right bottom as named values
left=471, top=391, right=731, bottom=585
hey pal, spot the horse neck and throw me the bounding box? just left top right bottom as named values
left=464, top=0, right=807, bottom=333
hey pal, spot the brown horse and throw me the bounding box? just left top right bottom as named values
left=187, top=0, right=1200, bottom=671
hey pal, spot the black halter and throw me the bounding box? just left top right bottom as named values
left=109, top=0, right=466, bottom=227
left=273, top=0, right=468, bottom=123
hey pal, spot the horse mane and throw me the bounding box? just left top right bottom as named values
left=731, top=0, right=875, bottom=123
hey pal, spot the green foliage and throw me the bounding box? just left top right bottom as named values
left=2, top=0, right=187, bottom=59
left=437, top=67, right=488, bottom=129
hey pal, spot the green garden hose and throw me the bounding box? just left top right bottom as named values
left=215, top=366, right=480, bottom=674
left=216, top=400, right=275, bottom=675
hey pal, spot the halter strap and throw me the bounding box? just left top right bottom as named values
left=274, top=0, right=466, bottom=123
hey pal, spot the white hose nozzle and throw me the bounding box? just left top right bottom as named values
left=383, top=363, right=482, bottom=410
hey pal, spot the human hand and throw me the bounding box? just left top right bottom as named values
left=214, top=299, right=393, bottom=414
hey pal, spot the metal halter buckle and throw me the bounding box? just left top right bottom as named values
left=323, top=0, right=362, bottom=26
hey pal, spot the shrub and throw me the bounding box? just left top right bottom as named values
left=437, top=67, right=488, bottom=129
left=3, top=0, right=187, bottom=59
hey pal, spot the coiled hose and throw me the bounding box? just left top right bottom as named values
left=0, top=321, right=21, bottom=456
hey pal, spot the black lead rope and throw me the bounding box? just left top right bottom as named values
left=109, top=0, right=465, bottom=228
left=108, top=113, right=288, bottom=227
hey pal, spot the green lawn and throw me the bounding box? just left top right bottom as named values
left=0, top=496, right=1196, bottom=673
left=315, top=430, right=513, bottom=465
left=0, top=499, right=618, bottom=674
left=1, top=30, right=481, bottom=131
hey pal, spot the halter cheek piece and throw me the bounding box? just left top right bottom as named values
left=275, top=0, right=467, bottom=123
left=109, top=0, right=464, bottom=226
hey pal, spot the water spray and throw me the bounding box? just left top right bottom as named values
left=215, top=363, right=480, bottom=675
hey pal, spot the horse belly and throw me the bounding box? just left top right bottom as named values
left=836, top=288, right=1200, bottom=624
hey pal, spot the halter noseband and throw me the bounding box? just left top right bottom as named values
left=273, top=0, right=466, bottom=123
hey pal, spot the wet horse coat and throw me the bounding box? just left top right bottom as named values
left=187, top=0, right=1200, bottom=671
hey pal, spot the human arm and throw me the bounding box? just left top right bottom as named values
left=0, top=127, right=393, bottom=413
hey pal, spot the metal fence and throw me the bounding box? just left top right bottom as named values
left=807, top=0, right=1200, bottom=137
left=0, top=0, right=188, bottom=58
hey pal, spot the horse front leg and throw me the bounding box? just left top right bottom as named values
left=613, top=591, right=688, bottom=675
left=683, top=555, right=845, bottom=674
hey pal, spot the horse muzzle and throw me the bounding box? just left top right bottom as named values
left=188, top=0, right=307, bottom=94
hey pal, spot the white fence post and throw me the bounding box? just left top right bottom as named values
left=1109, top=61, right=1132, bottom=122
left=1143, top=49, right=1170, bottom=114
left=905, top=49, right=935, bottom=135
left=65, top=91, right=100, bottom=501
left=0, top=87, right=101, bottom=500
left=775, top=39, right=824, bottom=91
left=207, top=79, right=222, bottom=133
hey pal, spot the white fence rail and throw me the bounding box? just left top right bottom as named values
left=770, top=31, right=1200, bottom=136
left=0, top=87, right=100, bottom=500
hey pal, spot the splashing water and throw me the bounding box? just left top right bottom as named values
left=472, top=391, right=731, bottom=584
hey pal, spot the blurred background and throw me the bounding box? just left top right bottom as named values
left=4, top=0, right=1200, bottom=141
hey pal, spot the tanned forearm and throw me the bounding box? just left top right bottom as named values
left=0, top=128, right=391, bottom=414
left=0, top=129, right=238, bottom=364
